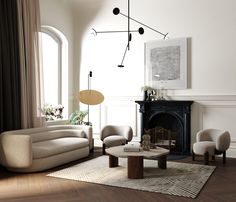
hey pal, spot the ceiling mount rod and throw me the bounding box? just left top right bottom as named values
left=128, top=0, right=130, bottom=50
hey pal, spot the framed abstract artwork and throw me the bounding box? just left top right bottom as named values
left=145, top=38, right=187, bottom=89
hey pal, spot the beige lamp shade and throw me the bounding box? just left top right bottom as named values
left=78, top=90, right=104, bottom=105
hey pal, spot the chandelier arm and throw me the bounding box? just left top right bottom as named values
left=118, top=43, right=129, bottom=68
left=94, top=30, right=140, bottom=34
left=119, top=12, right=168, bottom=39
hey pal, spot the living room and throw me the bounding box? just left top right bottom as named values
left=39, top=0, right=236, bottom=156
left=0, top=0, right=236, bottom=201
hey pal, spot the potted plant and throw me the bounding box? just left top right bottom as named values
left=68, top=110, right=88, bottom=125
left=141, top=86, right=155, bottom=101
left=41, top=104, right=64, bottom=121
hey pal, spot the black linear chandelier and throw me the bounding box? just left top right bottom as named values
left=92, top=0, right=168, bottom=67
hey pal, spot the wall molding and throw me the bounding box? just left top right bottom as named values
left=100, top=94, right=236, bottom=157
left=104, top=94, right=236, bottom=102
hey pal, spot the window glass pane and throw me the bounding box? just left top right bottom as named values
left=42, top=32, right=59, bottom=106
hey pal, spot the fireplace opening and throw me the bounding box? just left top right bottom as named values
left=135, top=100, right=193, bottom=155
left=148, top=113, right=183, bottom=154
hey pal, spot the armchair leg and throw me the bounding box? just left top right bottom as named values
left=192, top=150, right=195, bottom=161
left=102, top=143, right=106, bottom=155
left=223, top=151, right=226, bottom=164
left=204, top=152, right=209, bottom=165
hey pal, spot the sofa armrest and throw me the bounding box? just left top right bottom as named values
left=0, top=134, right=32, bottom=168
left=78, top=125, right=93, bottom=150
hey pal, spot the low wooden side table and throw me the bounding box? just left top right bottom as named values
left=105, top=145, right=169, bottom=179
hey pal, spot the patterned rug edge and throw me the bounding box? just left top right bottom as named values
left=47, top=156, right=216, bottom=199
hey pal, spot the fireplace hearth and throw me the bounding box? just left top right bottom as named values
left=135, top=100, right=193, bottom=155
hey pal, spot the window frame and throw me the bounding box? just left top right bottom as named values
left=41, top=27, right=62, bottom=104
left=41, top=25, right=68, bottom=121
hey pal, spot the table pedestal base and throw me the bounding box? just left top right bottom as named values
left=108, top=153, right=167, bottom=179
left=158, top=155, right=167, bottom=169
left=128, top=156, right=143, bottom=179
left=109, top=155, right=118, bottom=167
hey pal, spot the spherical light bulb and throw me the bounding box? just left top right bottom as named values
left=113, top=7, right=120, bottom=15
left=138, top=27, right=144, bottom=35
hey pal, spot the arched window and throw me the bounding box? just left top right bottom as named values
left=41, top=26, right=68, bottom=121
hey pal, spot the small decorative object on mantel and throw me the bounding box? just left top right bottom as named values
left=141, top=86, right=167, bottom=101
left=141, top=86, right=155, bottom=101
left=156, top=87, right=166, bottom=100
left=142, top=129, right=151, bottom=151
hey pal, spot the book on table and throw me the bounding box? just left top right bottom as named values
left=123, top=143, right=141, bottom=152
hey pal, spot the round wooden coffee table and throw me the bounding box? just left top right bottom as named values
left=105, top=145, right=169, bottom=179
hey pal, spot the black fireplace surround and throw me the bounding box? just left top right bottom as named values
left=135, top=100, right=193, bottom=155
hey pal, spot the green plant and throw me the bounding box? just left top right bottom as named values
left=68, top=110, right=88, bottom=125
left=141, top=85, right=155, bottom=92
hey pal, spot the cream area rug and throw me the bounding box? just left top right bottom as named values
left=47, top=156, right=215, bottom=198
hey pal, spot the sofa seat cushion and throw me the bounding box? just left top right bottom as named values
left=193, top=141, right=216, bottom=156
left=33, top=137, right=88, bottom=159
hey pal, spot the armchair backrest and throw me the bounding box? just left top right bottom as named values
left=197, top=129, right=231, bottom=151
left=100, top=125, right=133, bottom=141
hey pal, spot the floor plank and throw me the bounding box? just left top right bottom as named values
left=0, top=147, right=235, bottom=202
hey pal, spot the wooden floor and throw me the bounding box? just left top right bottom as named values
left=0, top=147, right=236, bottom=202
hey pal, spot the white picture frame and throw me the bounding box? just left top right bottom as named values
left=145, top=38, right=187, bottom=89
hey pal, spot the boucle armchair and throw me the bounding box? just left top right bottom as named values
left=100, top=125, right=133, bottom=155
left=192, top=129, right=231, bottom=165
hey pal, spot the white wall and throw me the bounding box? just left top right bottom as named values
left=69, top=0, right=105, bottom=109
left=75, top=0, right=236, bottom=157
left=40, top=0, right=236, bottom=157
left=78, top=0, right=236, bottom=96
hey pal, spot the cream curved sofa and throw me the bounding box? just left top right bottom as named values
left=0, top=125, right=92, bottom=172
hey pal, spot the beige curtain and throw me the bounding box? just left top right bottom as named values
left=17, top=0, right=45, bottom=128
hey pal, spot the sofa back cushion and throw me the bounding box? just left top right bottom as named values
left=30, top=129, right=85, bottom=143
left=1, top=126, right=86, bottom=143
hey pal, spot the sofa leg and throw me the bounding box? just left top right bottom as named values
left=223, top=151, right=226, bottom=164
left=192, top=150, right=195, bottom=161
left=204, top=152, right=209, bottom=165
left=90, top=138, right=94, bottom=153
left=102, top=143, right=106, bottom=155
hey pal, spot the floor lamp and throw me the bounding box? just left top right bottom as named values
left=78, top=71, right=104, bottom=126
